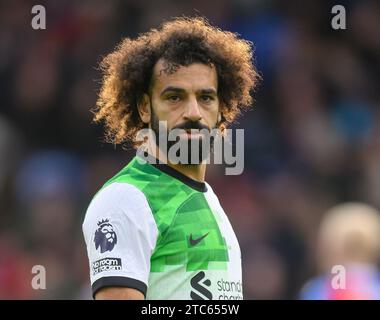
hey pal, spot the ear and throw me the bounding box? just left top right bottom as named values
left=137, top=94, right=151, bottom=124
left=217, top=112, right=222, bottom=123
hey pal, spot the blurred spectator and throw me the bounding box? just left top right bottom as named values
left=300, top=203, right=380, bottom=300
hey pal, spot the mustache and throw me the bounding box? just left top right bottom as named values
left=171, top=121, right=210, bottom=131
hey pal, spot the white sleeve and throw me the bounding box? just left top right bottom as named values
left=82, top=182, right=158, bottom=298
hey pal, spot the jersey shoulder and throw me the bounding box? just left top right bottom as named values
left=85, top=181, right=151, bottom=216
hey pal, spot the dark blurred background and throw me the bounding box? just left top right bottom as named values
left=1, top=0, right=380, bottom=299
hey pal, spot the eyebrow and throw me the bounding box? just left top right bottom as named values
left=160, top=87, right=185, bottom=96
left=160, top=86, right=217, bottom=96
left=199, top=88, right=217, bottom=95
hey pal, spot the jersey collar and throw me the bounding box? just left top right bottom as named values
left=139, top=154, right=208, bottom=193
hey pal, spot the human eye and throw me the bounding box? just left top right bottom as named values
left=200, top=95, right=214, bottom=102
left=167, top=95, right=181, bottom=102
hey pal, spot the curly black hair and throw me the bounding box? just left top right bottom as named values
left=93, top=16, right=259, bottom=146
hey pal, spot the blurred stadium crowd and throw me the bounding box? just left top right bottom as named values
left=1, top=0, right=380, bottom=299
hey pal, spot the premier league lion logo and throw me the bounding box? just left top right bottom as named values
left=94, top=218, right=117, bottom=253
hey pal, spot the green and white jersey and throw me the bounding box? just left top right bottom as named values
left=82, top=156, right=243, bottom=300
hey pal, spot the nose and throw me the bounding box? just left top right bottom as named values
left=183, top=96, right=202, bottom=122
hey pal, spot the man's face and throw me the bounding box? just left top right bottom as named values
left=144, top=60, right=220, bottom=163
left=149, top=59, right=220, bottom=137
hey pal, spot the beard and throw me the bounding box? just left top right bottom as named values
left=150, top=106, right=216, bottom=165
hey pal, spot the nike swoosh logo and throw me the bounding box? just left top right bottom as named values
left=189, top=232, right=209, bottom=246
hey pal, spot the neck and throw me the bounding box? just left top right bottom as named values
left=167, top=162, right=206, bottom=182
left=148, top=143, right=206, bottom=182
